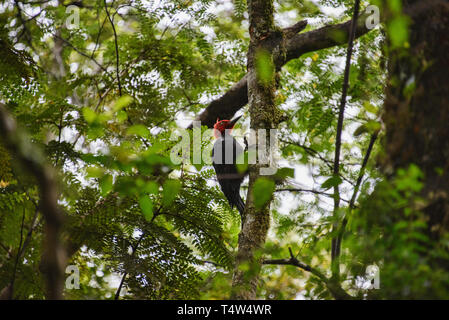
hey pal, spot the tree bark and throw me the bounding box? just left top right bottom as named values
left=371, top=0, right=449, bottom=298
left=230, top=0, right=280, bottom=300
left=0, top=103, right=66, bottom=300
left=188, top=13, right=372, bottom=129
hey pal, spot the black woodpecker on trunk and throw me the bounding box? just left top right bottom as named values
left=211, top=116, right=246, bottom=217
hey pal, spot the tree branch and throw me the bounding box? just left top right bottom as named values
left=114, top=231, right=145, bottom=300
left=104, top=0, right=122, bottom=96
left=274, top=188, right=350, bottom=204
left=188, top=11, right=372, bottom=129
left=331, top=0, right=361, bottom=280
left=334, top=131, right=378, bottom=258
left=262, top=247, right=352, bottom=300
left=114, top=206, right=161, bottom=300
left=0, top=103, right=66, bottom=299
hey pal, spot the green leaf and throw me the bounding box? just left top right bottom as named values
left=237, top=149, right=253, bottom=173
left=236, top=162, right=248, bottom=174
left=116, top=110, right=128, bottom=123
left=139, top=195, right=153, bottom=221
left=387, top=0, right=402, bottom=14
left=388, top=16, right=410, bottom=48
left=236, top=151, right=248, bottom=174
left=86, top=166, right=104, bottom=178
left=193, top=162, right=204, bottom=171
left=99, top=174, right=113, bottom=196
left=365, top=120, right=381, bottom=133
left=275, top=167, right=295, bottom=179
left=395, top=164, right=423, bottom=192
left=82, top=107, right=97, bottom=123
left=127, top=124, right=150, bottom=138
left=143, top=181, right=159, bottom=194
left=354, top=120, right=381, bottom=136
left=353, top=124, right=368, bottom=137
left=253, top=177, right=275, bottom=209
left=349, top=67, right=359, bottom=84
left=363, top=101, right=378, bottom=114
left=321, top=175, right=342, bottom=190
left=162, top=180, right=181, bottom=207
left=87, top=126, right=105, bottom=139
left=115, top=176, right=138, bottom=196
left=113, top=95, right=133, bottom=112
left=144, top=153, right=172, bottom=166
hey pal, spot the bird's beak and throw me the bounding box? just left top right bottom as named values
left=229, top=115, right=242, bottom=128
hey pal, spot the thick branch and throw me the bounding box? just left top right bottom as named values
left=188, top=12, right=371, bottom=129
left=0, top=103, right=66, bottom=300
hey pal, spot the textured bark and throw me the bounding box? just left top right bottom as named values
left=382, top=0, right=449, bottom=240
left=188, top=14, right=371, bottom=129
left=230, top=0, right=278, bottom=300
left=0, top=103, right=66, bottom=300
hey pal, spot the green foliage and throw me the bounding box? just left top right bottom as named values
left=321, top=175, right=342, bottom=190
left=161, top=179, right=181, bottom=208
left=139, top=195, right=154, bottom=221
left=1, top=0, right=445, bottom=301
left=346, top=165, right=449, bottom=298
left=0, top=0, right=242, bottom=300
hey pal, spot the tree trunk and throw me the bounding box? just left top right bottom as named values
left=383, top=0, right=449, bottom=239
left=188, top=14, right=372, bottom=129
left=230, top=0, right=282, bottom=299
left=373, top=0, right=449, bottom=298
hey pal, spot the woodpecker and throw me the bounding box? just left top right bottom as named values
left=211, top=116, right=246, bottom=217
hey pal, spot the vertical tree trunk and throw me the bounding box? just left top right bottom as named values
left=231, top=0, right=283, bottom=299
left=369, top=0, right=449, bottom=298
left=383, top=0, right=449, bottom=239
left=0, top=104, right=66, bottom=300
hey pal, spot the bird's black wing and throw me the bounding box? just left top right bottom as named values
left=212, top=135, right=246, bottom=215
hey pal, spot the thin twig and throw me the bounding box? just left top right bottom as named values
left=90, top=15, right=109, bottom=60
left=9, top=207, right=26, bottom=298
left=114, top=232, right=145, bottom=300
left=52, top=32, right=110, bottom=74
left=334, top=132, right=378, bottom=258
left=104, top=0, right=122, bottom=96
left=274, top=188, right=350, bottom=204
left=0, top=103, right=66, bottom=300
left=331, top=0, right=361, bottom=279
left=279, top=138, right=333, bottom=170
left=114, top=207, right=161, bottom=300
left=262, top=247, right=352, bottom=300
